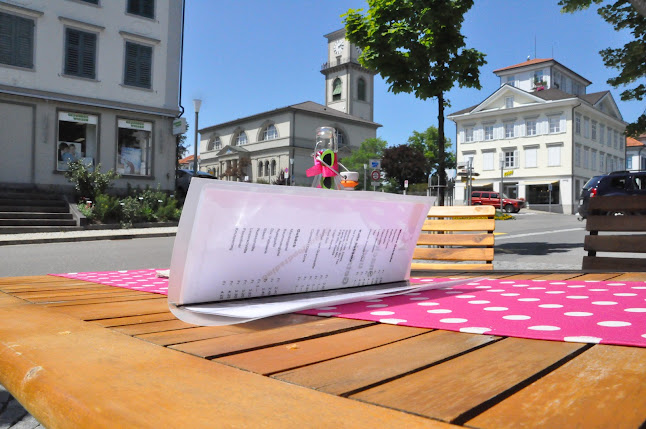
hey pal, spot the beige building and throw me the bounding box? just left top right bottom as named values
left=448, top=59, right=626, bottom=214
left=0, top=0, right=183, bottom=191
left=198, top=29, right=380, bottom=184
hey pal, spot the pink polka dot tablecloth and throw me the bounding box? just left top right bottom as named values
left=50, top=271, right=646, bottom=348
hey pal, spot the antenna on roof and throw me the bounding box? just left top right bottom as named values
left=527, top=55, right=531, bottom=61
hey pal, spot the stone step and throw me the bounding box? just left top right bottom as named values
left=0, top=219, right=77, bottom=227
left=0, top=198, right=67, bottom=207
left=0, top=205, right=70, bottom=213
left=0, top=226, right=82, bottom=234
left=0, top=212, right=74, bottom=220
left=0, top=191, right=65, bottom=201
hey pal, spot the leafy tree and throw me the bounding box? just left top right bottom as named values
left=64, top=160, right=120, bottom=202
left=560, top=0, right=646, bottom=136
left=407, top=126, right=457, bottom=180
left=176, top=123, right=189, bottom=169
left=339, top=137, right=387, bottom=190
left=381, top=144, right=428, bottom=191
left=344, top=0, right=486, bottom=204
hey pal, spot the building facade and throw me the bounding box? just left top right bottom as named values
left=626, top=136, right=646, bottom=171
left=198, top=29, right=380, bottom=184
left=448, top=59, right=626, bottom=214
left=0, top=0, right=182, bottom=192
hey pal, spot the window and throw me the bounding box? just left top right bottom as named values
left=607, top=127, right=612, bottom=146
left=234, top=131, right=247, bottom=146
left=525, top=146, right=538, bottom=168
left=484, top=124, right=494, bottom=140
left=575, top=145, right=581, bottom=167
left=533, top=70, right=544, bottom=87
left=583, top=117, right=590, bottom=138
left=527, top=184, right=559, bottom=204
left=124, top=41, right=152, bottom=88
left=57, top=112, right=98, bottom=172
left=591, top=121, right=597, bottom=140
left=332, top=78, right=342, bottom=101
left=583, top=147, right=590, bottom=169
left=600, top=124, right=605, bottom=144
left=504, top=150, right=517, bottom=168
left=207, top=136, right=220, bottom=151
left=271, top=160, right=276, bottom=176
left=504, top=122, right=514, bottom=138
left=483, top=151, right=494, bottom=170
left=357, top=77, right=366, bottom=101
left=614, top=131, right=619, bottom=149
left=336, top=129, right=346, bottom=147
left=506, top=75, right=515, bottom=87
left=127, top=0, right=154, bottom=18
left=462, top=153, right=475, bottom=168
left=505, top=97, right=513, bottom=109
left=600, top=152, right=605, bottom=172
left=0, top=11, right=34, bottom=68
left=64, top=28, right=96, bottom=79
left=606, top=154, right=612, bottom=172
left=526, top=120, right=537, bottom=136
left=575, top=115, right=581, bottom=135
left=549, top=116, right=561, bottom=133
left=257, top=161, right=263, bottom=177
left=591, top=151, right=597, bottom=170
left=117, top=119, right=152, bottom=176
left=80, top=0, right=99, bottom=3
left=264, top=161, right=269, bottom=176
left=261, top=124, right=278, bottom=141
left=465, top=127, right=474, bottom=142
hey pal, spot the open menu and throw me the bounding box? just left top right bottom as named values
left=168, top=179, right=455, bottom=326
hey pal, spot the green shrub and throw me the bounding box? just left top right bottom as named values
left=93, top=194, right=121, bottom=223
left=77, top=201, right=95, bottom=221
left=64, top=161, right=120, bottom=201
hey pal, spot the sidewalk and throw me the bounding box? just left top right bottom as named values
left=0, top=226, right=177, bottom=246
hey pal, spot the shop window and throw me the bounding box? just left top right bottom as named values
left=57, top=112, right=98, bottom=171
left=526, top=184, right=559, bottom=204
left=0, top=11, right=34, bottom=69
left=117, top=119, right=152, bottom=176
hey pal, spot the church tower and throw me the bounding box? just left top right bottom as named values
left=321, top=29, right=376, bottom=121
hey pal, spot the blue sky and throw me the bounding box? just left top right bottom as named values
left=181, top=0, right=643, bottom=151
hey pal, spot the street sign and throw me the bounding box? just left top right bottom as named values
left=370, top=170, right=381, bottom=181
left=504, top=170, right=514, bottom=177
left=404, top=180, right=409, bottom=188
left=371, top=181, right=380, bottom=187
left=369, top=159, right=381, bottom=169
left=172, top=117, right=187, bottom=135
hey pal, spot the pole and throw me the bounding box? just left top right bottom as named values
left=192, top=99, right=202, bottom=173
left=500, top=159, right=504, bottom=211
left=363, top=164, right=367, bottom=191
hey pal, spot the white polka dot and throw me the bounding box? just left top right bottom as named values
left=545, top=291, right=566, bottom=294
left=370, top=311, right=395, bottom=316
left=408, top=297, right=429, bottom=301
left=485, top=289, right=506, bottom=293
left=419, top=279, right=434, bottom=282
left=528, top=287, right=546, bottom=290
left=598, top=321, right=631, bottom=327
left=631, top=286, right=646, bottom=290
left=467, top=282, right=481, bottom=286
left=468, top=300, right=490, bottom=304
left=519, top=298, right=540, bottom=302
left=456, top=295, right=477, bottom=299
left=584, top=280, right=600, bottom=283
left=592, top=301, right=618, bottom=306
left=460, top=327, right=492, bottom=334
left=614, top=293, right=637, bottom=297
left=475, top=286, right=491, bottom=289
left=500, top=281, right=516, bottom=284
left=439, top=287, right=454, bottom=290
left=531, top=279, right=547, bottom=282
left=503, top=315, right=531, bottom=320
left=427, top=309, right=452, bottom=314
left=528, top=325, right=561, bottom=331
left=501, top=293, right=520, bottom=297
left=366, top=304, right=388, bottom=308
left=417, top=302, right=440, bottom=306
left=549, top=282, right=567, bottom=285
left=118, top=270, right=128, bottom=273
left=539, top=304, right=563, bottom=308
left=589, top=289, right=608, bottom=292
left=624, top=308, right=646, bottom=313
left=317, top=312, right=341, bottom=317
left=512, top=284, right=529, bottom=288
left=642, top=334, right=646, bottom=339
left=484, top=307, right=508, bottom=312
left=379, top=318, right=407, bottom=324
left=564, top=312, right=594, bottom=317
left=564, top=336, right=602, bottom=344
left=445, top=291, right=463, bottom=294
left=567, top=285, right=586, bottom=288
left=607, top=283, right=626, bottom=286
left=440, top=318, right=468, bottom=324
left=67, top=272, right=78, bottom=275
left=566, top=296, right=589, bottom=300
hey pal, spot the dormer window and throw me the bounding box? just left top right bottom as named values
left=533, top=71, right=545, bottom=89
left=506, top=76, right=515, bottom=87
left=505, top=97, right=513, bottom=109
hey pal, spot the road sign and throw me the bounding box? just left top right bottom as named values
left=404, top=180, right=409, bottom=188
left=371, top=181, right=381, bottom=187
left=172, top=117, right=187, bottom=135
left=370, top=170, right=381, bottom=181
left=369, top=159, right=381, bottom=169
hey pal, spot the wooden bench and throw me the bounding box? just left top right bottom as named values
left=583, top=195, right=646, bottom=271
left=411, top=205, right=495, bottom=272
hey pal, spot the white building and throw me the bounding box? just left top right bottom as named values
left=626, top=135, right=646, bottom=171
left=0, top=0, right=182, bottom=191
left=448, top=58, right=626, bottom=214
left=198, top=29, right=380, bottom=184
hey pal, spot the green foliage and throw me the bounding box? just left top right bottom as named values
left=339, top=137, right=387, bottom=190
left=560, top=0, right=646, bottom=136
left=77, top=201, right=95, bottom=221
left=407, top=126, right=457, bottom=177
left=343, top=0, right=486, bottom=204
left=64, top=160, right=120, bottom=201
left=93, top=194, right=121, bottom=223
left=381, top=144, right=428, bottom=191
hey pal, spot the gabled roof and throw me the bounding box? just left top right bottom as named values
left=493, top=58, right=553, bottom=73
left=627, top=137, right=645, bottom=147
left=579, top=91, right=609, bottom=105
left=179, top=154, right=198, bottom=164
left=199, top=101, right=381, bottom=133
left=215, top=145, right=249, bottom=157
left=532, top=87, right=576, bottom=101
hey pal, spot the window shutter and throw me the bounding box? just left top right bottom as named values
left=142, top=0, right=155, bottom=17
left=65, top=30, right=80, bottom=75
left=525, top=148, right=537, bottom=168
left=81, top=32, right=96, bottom=78
left=0, top=13, right=14, bottom=65
left=124, top=42, right=138, bottom=85
left=14, top=16, right=33, bottom=68
left=138, top=44, right=152, bottom=87
left=65, top=29, right=96, bottom=78
left=513, top=150, right=519, bottom=167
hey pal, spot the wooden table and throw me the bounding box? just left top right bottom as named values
left=1, top=272, right=645, bottom=428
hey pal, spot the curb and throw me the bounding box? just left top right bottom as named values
left=0, top=228, right=177, bottom=246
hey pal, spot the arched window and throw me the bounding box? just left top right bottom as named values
left=257, top=161, right=263, bottom=177
left=264, top=161, right=270, bottom=176
left=332, top=78, right=342, bottom=101
left=207, top=136, right=221, bottom=151
left=234, top=131, right=247, bottom=146
left=261, top=124, right=278, bottom=141
left=357, top=78, right=366, bottom=101
left=271, top=160, right=277, bottom=176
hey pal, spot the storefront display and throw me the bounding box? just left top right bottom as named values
left=117, top=119, right=152, bottom=176
left=57, top=112, right=97, bottom=171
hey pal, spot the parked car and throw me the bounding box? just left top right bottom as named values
left=577, top=170, right=646, bottom=219
left=176, top=169, right=217, bottom=197
left=471, top=191, right=525, bottom=213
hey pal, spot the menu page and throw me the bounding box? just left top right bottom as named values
left=168, top=180, right=434, bottom=307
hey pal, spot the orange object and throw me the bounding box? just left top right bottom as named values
left=341, top=180, right=359, bottom=189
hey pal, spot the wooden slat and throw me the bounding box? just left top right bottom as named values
left=423, top=219, right=495, bottom=232
left=428, top=205, right=495, bottom=217
left=91, top=312, right=176, bottom=327
left=351, top=337, right=585, bottom=423
left=273, top=330, right=498, bottom=396
left=584, top=234, right=646, bottom=253
left=468, top=344, right=646, bottom=429
left=609, top=272, right=646, bottom=281
left=0, top=301, right=443, bottom=429
left=111, top=319, right=196, bottom=336
left=170, top=318, right=374, bottom=358
left=413, top=247, right=494, bottom=262
left=48, top=297, right=169, bottom=320
left=214, top=324, right=428, bottom=376
left=44, top=294, right=163, bottom=307
left=582, top=256, right=646, bottom=272
left=417, top=233, right=494, bottom=246
left=410, top=263, right=493, bottom=271
left=589, top=195, right=646, bottom=211
left=0, top=275, right=73, bottom=284
left=586, top=215, right=646, bottom=232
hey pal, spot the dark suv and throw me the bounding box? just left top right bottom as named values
left=577, top=171, right=646, bottom=218
left=176, top=169, right=217, bottom=197
left=471, top=191, right=525, bottom=213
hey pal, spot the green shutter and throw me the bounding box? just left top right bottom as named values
left=124, top=41, right=152, bottom=88
left=65, top=29, right=96, bottom=79
left=0, top=12, right=34, bottom=68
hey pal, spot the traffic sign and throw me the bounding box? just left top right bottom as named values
left=370, top=170, right=381, bottom=181
left=404, top=180, right=409, bottom=188
left=369, top=159, right=381, bottom=169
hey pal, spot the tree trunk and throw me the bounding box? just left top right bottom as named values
left=437, top=93, right=446, bottom=206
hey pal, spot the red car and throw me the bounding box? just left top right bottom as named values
left=471, top=191, right=525, bottom=213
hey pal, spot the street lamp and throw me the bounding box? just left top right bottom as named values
left=289, top=158, right=294, bottom=186
left=193, top=99, right=202, bottom=173
left=363, top=163, right=367, bottom=191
